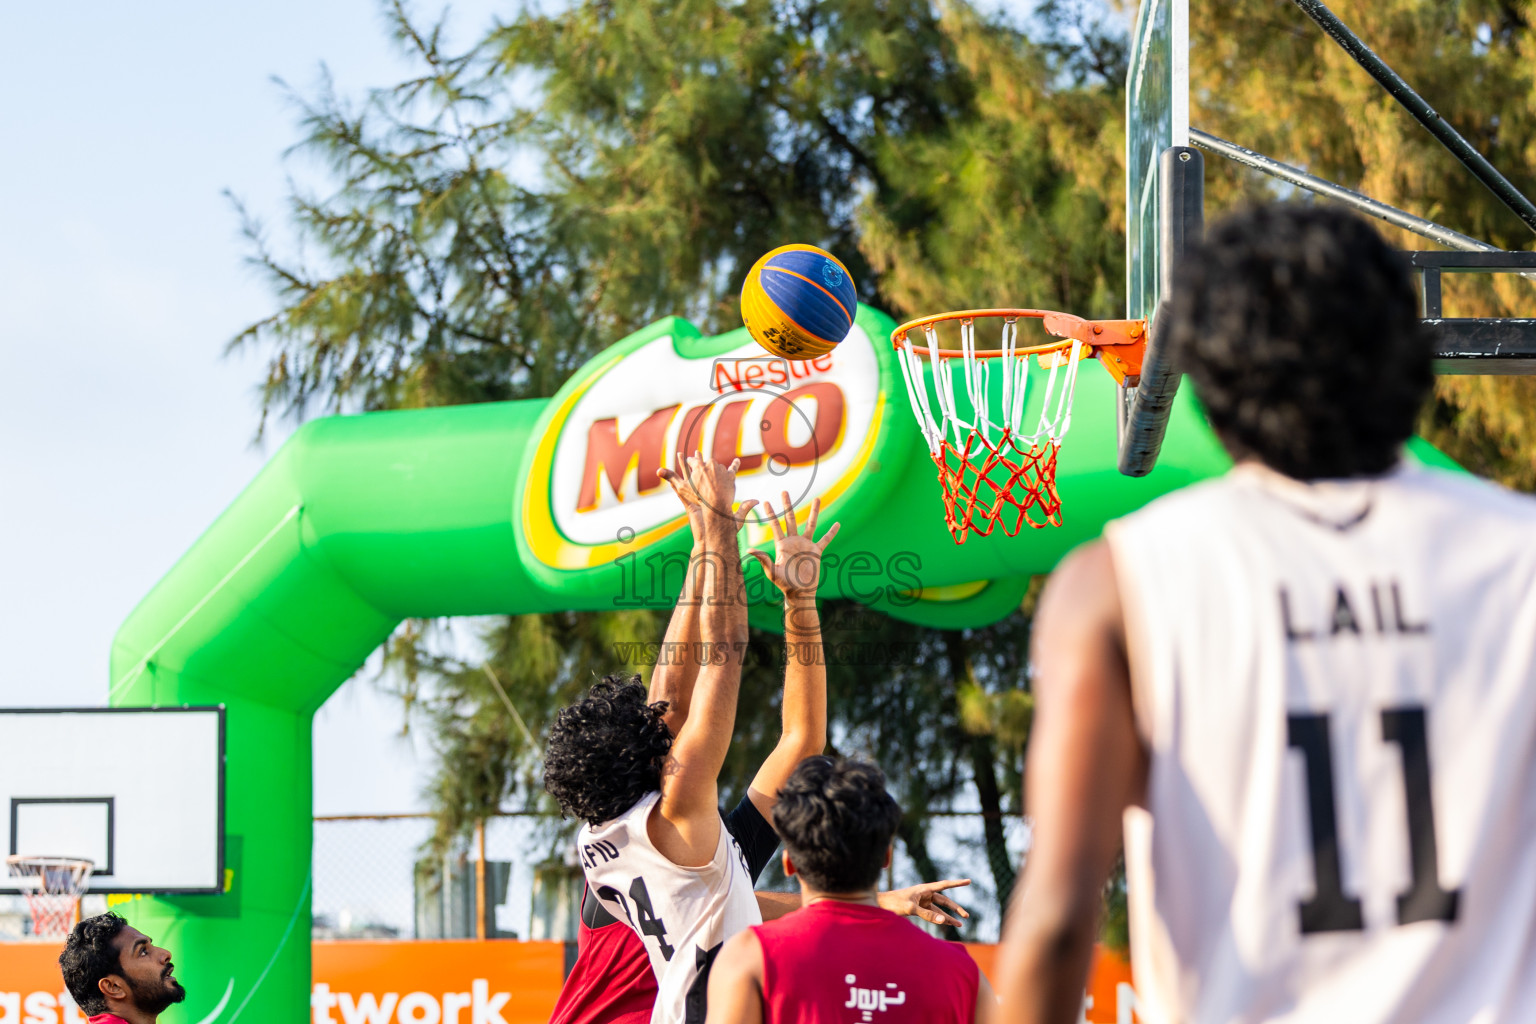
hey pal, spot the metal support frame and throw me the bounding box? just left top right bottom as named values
left=1290, top=0, right=1536, bottom=236
left=1190, top=129, right=1498, bottom=254
left=1119, top=146, right=1203, bottom=477
left=1413, top=251, right=1536, bottom=373
left=1115, top=0, right=1536, bottom=476
left=1190, top=131, right=1536, bottom=371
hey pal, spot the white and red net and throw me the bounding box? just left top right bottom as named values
left=6, top=856, right=94, bottom=939
left=892, top=310, right=1089, bottom=543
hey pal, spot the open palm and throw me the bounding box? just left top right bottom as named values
left=748, top=493, right=840, bottom=600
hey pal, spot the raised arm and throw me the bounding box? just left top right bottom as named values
left=649, top=462, right=710, bottom=733
left=745, top=494, right=838, bottom=819
left=995, top=541, right=1146, bottom=1024
left=651, top=456, right=753, bottom=866
left=754, top=880, right=973, bottom=927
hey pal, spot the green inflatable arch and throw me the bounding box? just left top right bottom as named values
left=110, top=305, right=1238, bottom=1019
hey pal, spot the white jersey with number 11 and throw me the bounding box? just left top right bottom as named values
left=1108, top=462, right=1536, bottom=1024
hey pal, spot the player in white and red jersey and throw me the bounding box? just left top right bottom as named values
left=548, top=459, right=969, bottom=1024
left=999, top=205, right=1536, bottom=1024
left=544, top=456, right=842, bottom=1024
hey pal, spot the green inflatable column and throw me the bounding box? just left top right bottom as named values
left=109, top=445, right=395, bottom=1021
left=108, top=402, right=551, bottom=1021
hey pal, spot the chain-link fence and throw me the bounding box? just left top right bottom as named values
left=312, top=809, right=1028, bottom=943
left=0, top=811, right=1025, bottom=944
left=312, top=813, right=575, bottom=941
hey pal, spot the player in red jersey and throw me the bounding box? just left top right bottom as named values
left=550, top=891, right=653, bottom=1024
left=59, top=913, right=187, bottom=1024
left=706, top=756, right=995, bottom=1024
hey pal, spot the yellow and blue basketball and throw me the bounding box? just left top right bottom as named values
left=741, top=244, right=857, bottom=360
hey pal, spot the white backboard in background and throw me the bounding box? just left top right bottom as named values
left=1126, top=0, right=1189, bottom=324
left=0, top=707, right=224, bottom=894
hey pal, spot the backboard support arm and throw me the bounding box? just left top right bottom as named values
left=1290, top=0, right=1536, bottom=237
left=1189, top=129, right=1503, bottom=255
left=1119, top=146, right=1203, bottom=477
left=1177, top=135, right=1536, bottom=371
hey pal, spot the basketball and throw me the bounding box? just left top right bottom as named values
left=740, top=243, right=857, bottom=360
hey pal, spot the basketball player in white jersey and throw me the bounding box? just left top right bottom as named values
left=544, top=455, right=841, bottom=1024
left=998, top=205, right=1536, bottom=1024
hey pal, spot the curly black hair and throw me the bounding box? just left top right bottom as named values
left=773, top=756, right=902, bottom=894
left=543, top=675, right=672, bottom=826
left=1167, top=204, right=1433, bottom=479
left=60, top=912, right=129, bottom=1015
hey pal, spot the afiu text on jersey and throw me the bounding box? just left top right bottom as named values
left=1279, top=580, right=1429, bottom=644
left=581, top=839, right=620, bottom=870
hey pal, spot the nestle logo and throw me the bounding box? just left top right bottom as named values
left=709, top=354, right=835, bottom=393
left=710, top=355, right=789, bottom=392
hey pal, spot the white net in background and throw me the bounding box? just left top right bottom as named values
left=5, top=856, right=94, bottom=940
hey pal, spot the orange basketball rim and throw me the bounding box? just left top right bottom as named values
left=891, top=308, right=1147, bottom=543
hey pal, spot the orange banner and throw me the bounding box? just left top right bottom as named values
left=314, top=940, right=564, bottom=1023
left=0, top=943, right=88, bottom=1021
left=0, top=939, right=1132, bottom=1023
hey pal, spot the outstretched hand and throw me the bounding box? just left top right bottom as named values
left=658, top=455, right=758, bottom=535
left=877, top=878, right=972, bottom=929
left=746, top=493, right=840, bottom=600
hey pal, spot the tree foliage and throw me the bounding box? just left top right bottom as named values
left=859, top=1, right=1126, bottom=320
left=237, top=0, right=1536, bottom=942
left=230, top=13, right=592, bottom=432
left=234, top=0, right=1092, bottom=938
left=380, top=611, right=663, bottom=856
left=1184, top=0, right=1536, bottom=487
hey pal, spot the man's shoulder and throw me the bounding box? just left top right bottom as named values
left=908, top=925, right=977, bottom=961
left=1108, top=469, right=1242, bottom=532
left=887, top=921, right=980, bottom=981
left=1401, top=461, right=1536, bottom=522
left=749, top=903, right=805, bottom=939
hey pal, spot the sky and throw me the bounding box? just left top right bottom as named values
left=0, top=0, right=512, bottom=815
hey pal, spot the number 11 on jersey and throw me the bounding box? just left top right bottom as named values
left=1288, top=704, right=1461, bottom=935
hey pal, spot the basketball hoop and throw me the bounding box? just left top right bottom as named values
left=891, top=309, right=1145, bottom=542
left=6, top=855, right=94, bottom=940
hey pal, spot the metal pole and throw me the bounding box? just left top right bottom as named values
left=475, top=819, right=487, bottom=941
left=1191, top=130, right=1536, bottom=287
left=1119, top=147, right=1203, bottom=477
left=1190, top=129, right=1497, bottom=252
left=1289, top=0, right=1536, bottom=236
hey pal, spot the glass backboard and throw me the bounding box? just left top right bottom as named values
left=1126, top=0, right=1188, bottom=322
left=0, top=707, right=224, bottom=894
